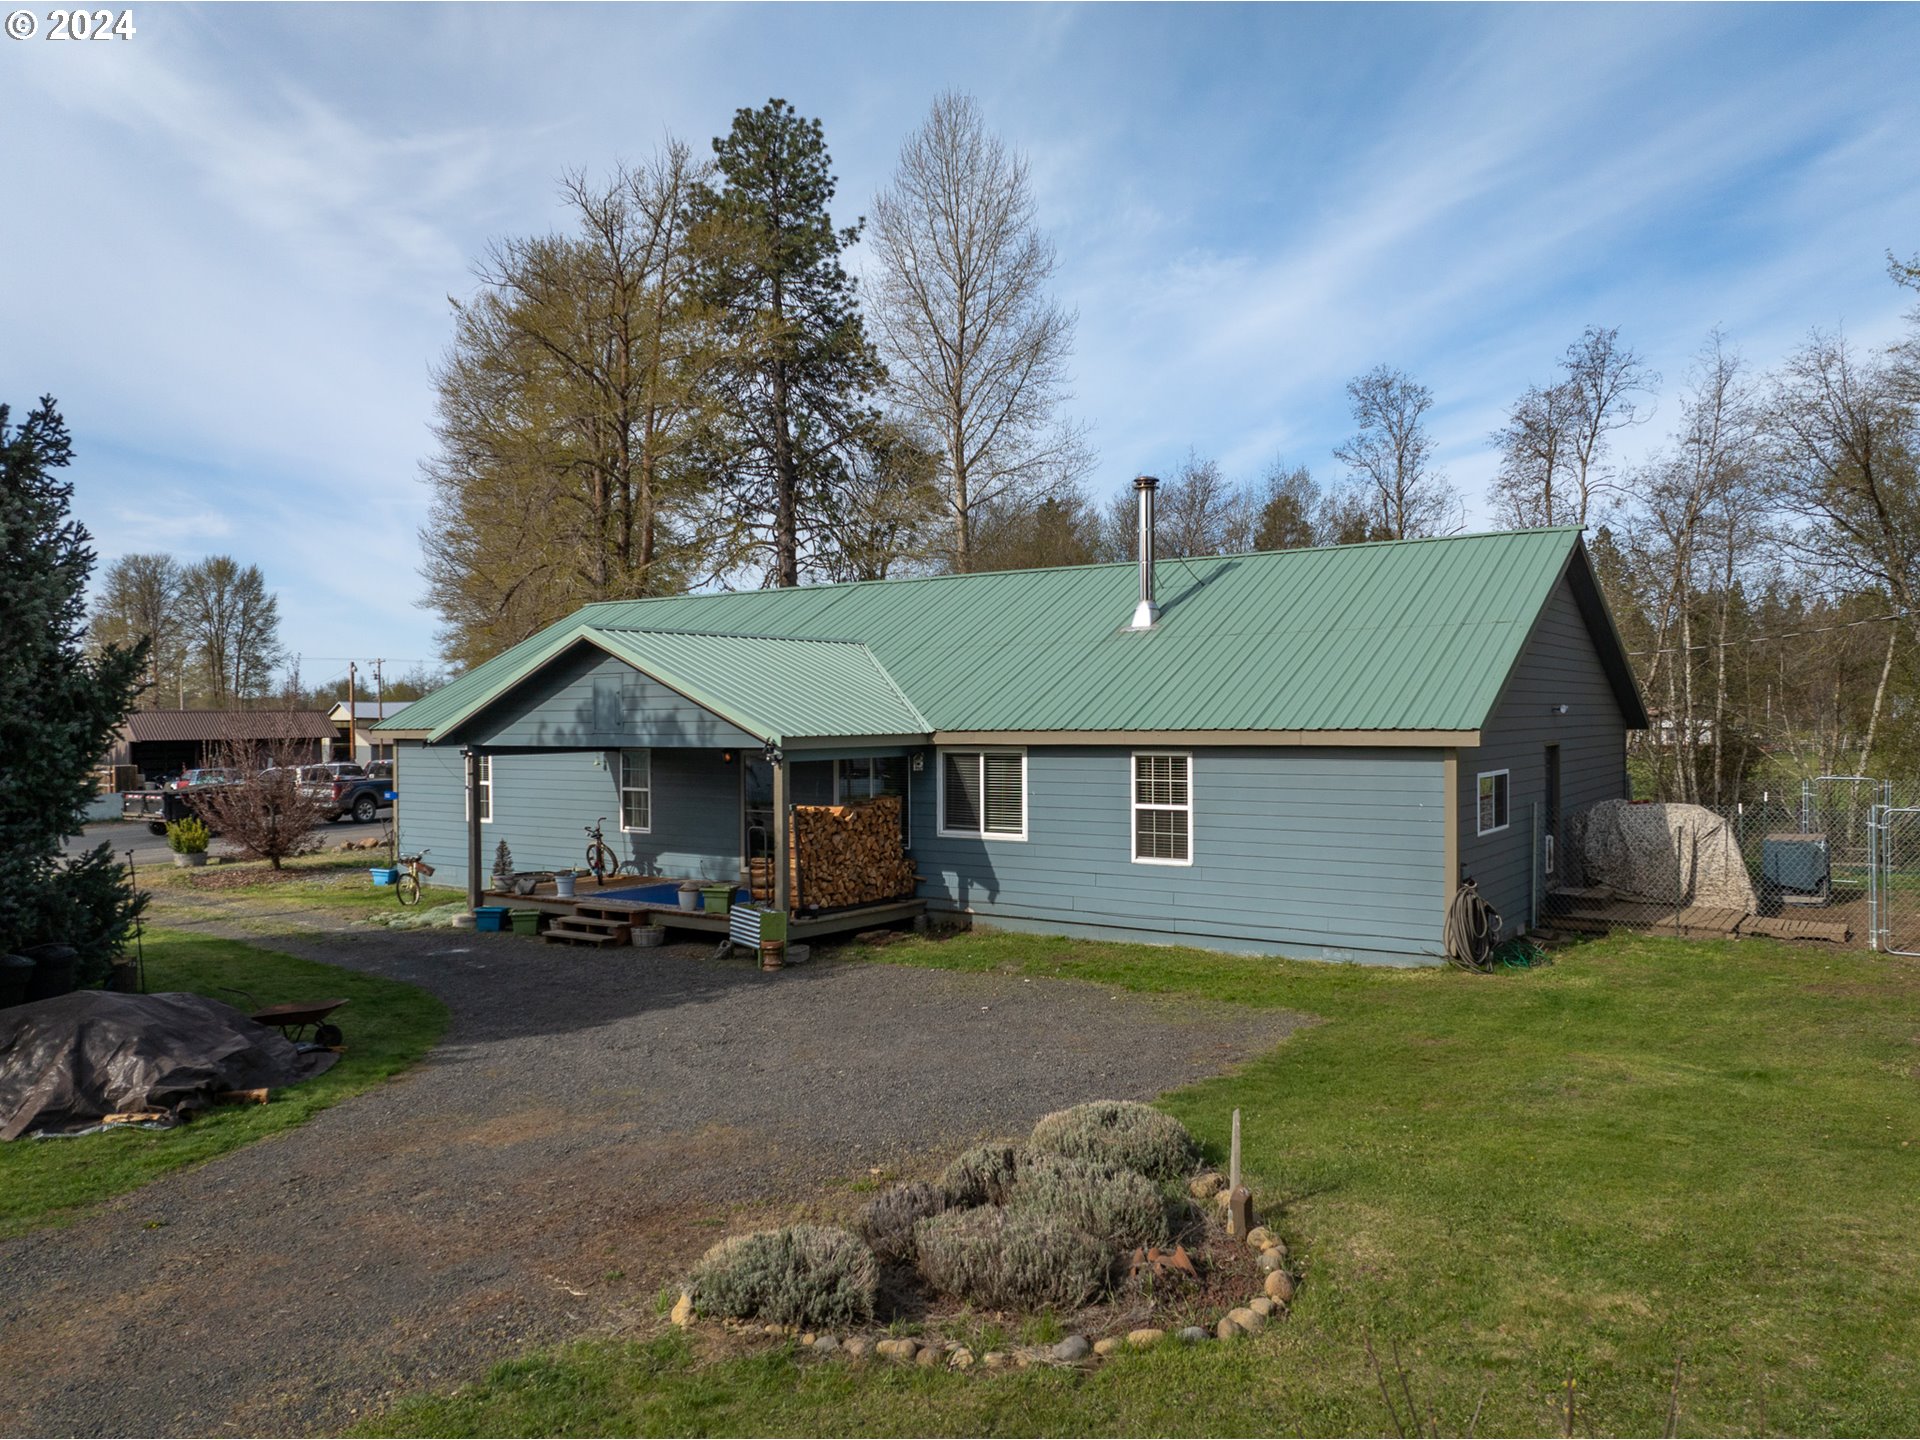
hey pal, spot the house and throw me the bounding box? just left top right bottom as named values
left=374, top=494, right=1647, bottom=965
left=325, top=701, right=411, bottom=766
left=101, top=709, right=336, bottom=784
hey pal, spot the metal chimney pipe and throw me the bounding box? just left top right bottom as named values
left=1129, top=474, right=1160, bottom=630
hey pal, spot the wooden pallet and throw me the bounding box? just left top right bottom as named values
left=543, top=915, right=632, bottom=947
left=1738, top=913, right=1853, bottom=944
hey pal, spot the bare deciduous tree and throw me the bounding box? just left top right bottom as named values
left=1333, top=366, right=1462, bottom=539
left=192, top=726, right=326, bottom=871
left=1488, top=379, right=1580, bottom=528
left=176, top=556, right=282, bottom=707
left=1563, top=326, right=1657, bottom=526
left=89, top=553, right=185, bottom=707
left=869, top=92, right=1089, bottom=573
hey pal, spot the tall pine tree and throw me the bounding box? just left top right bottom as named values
left=692, top=99, right=886, bottom=586
left=0, top=398, right=147, bottom=984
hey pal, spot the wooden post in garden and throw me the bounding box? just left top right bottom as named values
left=1227, top=1106, right=1253, bottom=1238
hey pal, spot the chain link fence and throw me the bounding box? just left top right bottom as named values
left=1539, top=778, right=1907, bottom=949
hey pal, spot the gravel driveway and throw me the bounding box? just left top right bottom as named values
left=0, top=915, right=1302, bottom=1437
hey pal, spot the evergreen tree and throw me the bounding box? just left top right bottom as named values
left=0, top=398, right=146, bottom=984
left=692, top=99, right=886, bottom=585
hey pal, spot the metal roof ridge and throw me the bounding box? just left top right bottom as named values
left=588, top=625, right=871, bottom=647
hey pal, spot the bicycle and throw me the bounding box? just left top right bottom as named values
left=395, top=849, right=433, bottom=907
left=583, top=818, right=618, bottom=881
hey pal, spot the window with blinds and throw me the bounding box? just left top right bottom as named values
left=940, top=750, right=1025, bottom=839
left=619, top=748, right=652, bottom=832
left=1132, top=752, right=1192, bottom=864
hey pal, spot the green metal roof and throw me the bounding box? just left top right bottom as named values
left=381, top=527, right=1642, bottom=742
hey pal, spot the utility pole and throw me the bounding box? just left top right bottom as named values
left=347, top=661, right=358, bottom=765
left=373, top=659, right=386, bottom=764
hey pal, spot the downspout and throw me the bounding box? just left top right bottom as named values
left=464, top=746, right=483, bottom=914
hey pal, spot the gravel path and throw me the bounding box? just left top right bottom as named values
left=0, top=912, right=1302, bottom=1437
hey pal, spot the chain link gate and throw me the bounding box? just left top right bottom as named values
left=1802, top=776, right=1892, bottom=901
left=1871, top=806, right=1920, bottom=955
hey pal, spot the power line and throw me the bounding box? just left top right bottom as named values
left=1627, top=611, right=1909, bottom=657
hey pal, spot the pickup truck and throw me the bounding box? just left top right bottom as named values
left=297, top=764, right=397, bottom=823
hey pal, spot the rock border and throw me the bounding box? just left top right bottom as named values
left=671, top=1170, right=1298, bottom=1371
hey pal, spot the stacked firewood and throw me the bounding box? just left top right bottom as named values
left=791, top=795, right=917, bottom=909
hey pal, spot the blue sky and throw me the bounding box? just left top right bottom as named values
left=5, top=3, right=1918, bottom=687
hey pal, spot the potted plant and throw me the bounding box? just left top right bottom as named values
left=166, top=817, right=211, bottom=867
left=677, top=881, right=701, bottom=912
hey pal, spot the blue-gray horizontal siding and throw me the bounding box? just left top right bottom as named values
left=910, top=745, right=1447, bottom=964
left=395, top=741, right=742, bottom=891
left=1458, top=576, right=1630, bottom=931
left=452, top=643, right=755, bottom=750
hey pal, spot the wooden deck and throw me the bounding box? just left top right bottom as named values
left=1546, top=890, right=1853, bottom=945
left=482, top=875, right=926, bottom=945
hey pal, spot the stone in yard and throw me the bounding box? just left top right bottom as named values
left=1051, top=1335, right=1092, bottom=1362
left=1228, top=1305, right=1264, bottom=1333
left=1245, top=1226, right=1274, bottom=1250
left=800, top=1332, right=817, bottom=1346
left=982, top=1351, right=1007, bottom=1369
left=1215, top=1316, right=1243, bottom=1340
left=1178, top=1326, right=1210, bottom=1344
left=875, top=1337, right=919, bottom=1362
left=949, top=1347, right=975, bottom=1369
left=916, top=1343, right=943, bottom=1368
left=812, top=1336, right=839, bottom=1355
left=669, top=1292, right=694, bottom=1328
left=841, top=1336, right=872, bottom=1360
left=1248, top=1297, right=1275, bottom=1318
left=1093, top=1337, right=1121, bottom=1357
left=1127, top=1328, right=1165, bottom=1348
left=784, top=944, right=811, bottom=965
left=1257, top=1248, right=1285, bottom=1273
left=1188, top=1172, right=1225, bottom=1199
left=1265, top=1269, right=1295, bottom=1304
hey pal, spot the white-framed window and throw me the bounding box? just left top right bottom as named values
left=939, top=749, right=1026, bottom=840
left=1477, top=769, right=1510, bottom=836
left=1132, top=751, right=1193, bottom=865
left=619, top=748, right=652, bottom=833
left=466, top=753, right=492, bottom=824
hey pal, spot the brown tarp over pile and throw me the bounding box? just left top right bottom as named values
left=1566, top=798, right=1760, bottom=913
left=0, top=991, right=338, bottom=1140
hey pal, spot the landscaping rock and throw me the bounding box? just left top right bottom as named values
left=1188, top=1171, right=1225, bottom=1199
left=1264, top=1269, right=1295, bottom=1304
left=1051, top=1335, right=1092, bottom=1362
left=1245, top=1226, right=1274, bottom=1250
left=784, top=944, right=811, bottom=965
left=813, top=1335, right=839, bottom=1354
left=1248, top=1297, right=1275, bottom=1318
left=982, top=1351, right=1007, bottom=1369
left=1178, top=1325, right=1210, bottom=1344
left=1227, top=1305, right=1264, bottom=1332
left=800, top=1332, right=817, bottom=1346
left=1257, top=1247, right=1286, bottom=1273
left=1093, top=1337, right=1122, bottom=1357
left=1215, top=1316, right=1243, bottom=1340
left=874, top=1337, right=919, bottom=1363
left=949, top=1347, right=975, bottom=1369
left=841, top=1336, right=872, bottom=1360
left=916, top=1344, right=942, bottom=1367
left=669, top=1292, right=694, bottom=1328
left=1126, top=1327, right=1165, bottom=1348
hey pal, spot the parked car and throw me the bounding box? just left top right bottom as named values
left=298, top=764, right=396, bottom=823
left=167, top=767, right=240, bottom=792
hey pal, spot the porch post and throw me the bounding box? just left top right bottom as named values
left=771, top=750, right=790, bottom=916
left=464, top=746, right=483, bottom=912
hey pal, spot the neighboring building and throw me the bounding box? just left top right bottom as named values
left=101, top=710, right=335, bottom=783
left=374, top=517, right=1646, bottom=965
left=326, top=701, right=411, bottom=766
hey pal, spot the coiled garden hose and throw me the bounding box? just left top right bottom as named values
left=1445, top=879, right=1503, bottom=972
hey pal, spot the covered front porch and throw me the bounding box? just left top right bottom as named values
left=389, top=624, right=934, bottom=949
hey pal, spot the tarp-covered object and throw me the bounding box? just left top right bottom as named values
left=1567, top=799, right=1760, bottom=913
left=0, top=991, right=338, bottom=1140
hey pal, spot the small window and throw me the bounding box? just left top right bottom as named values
left=1477, top=769, right=1510, bottom=836
left=467, top=753, right=492, bottom=823
left=1132, top=752, right=1193, bottom=864
left=619, top=749, right=652, bottom=833
left=940, top=750, right=1025, bottom=839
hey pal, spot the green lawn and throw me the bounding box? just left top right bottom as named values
left=145, top=851, right=465, bottom=918
left=0, top=928, right=446, bottom=1239
left=371, top=930, right=1920, bottom=1437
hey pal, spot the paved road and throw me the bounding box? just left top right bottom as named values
left=0, top=906, right=1302, bottom=1437
left=66, top=817, right=391, bottom=867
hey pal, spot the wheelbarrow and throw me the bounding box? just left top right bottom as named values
left=219, top=989, right=348, bottom=1048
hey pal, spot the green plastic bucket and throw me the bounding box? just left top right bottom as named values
left=700, top=885, right=732, bottom=917
left=509, top=910, right=541, bottom=936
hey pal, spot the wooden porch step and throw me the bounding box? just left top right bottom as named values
left=543, top=916, right=632, bottom=947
